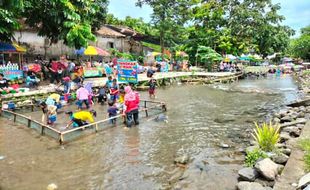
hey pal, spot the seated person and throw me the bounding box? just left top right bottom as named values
left=66, top=110, right=96, bottom=128
left=0, top=73, right=9, bottom=93
left=26, top=71, right=40, bottom=88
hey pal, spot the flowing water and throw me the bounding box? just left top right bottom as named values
left=0, top=75, right=300, bottom=190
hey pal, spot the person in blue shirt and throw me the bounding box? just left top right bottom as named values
left=26, top=71, right=39, bottom=88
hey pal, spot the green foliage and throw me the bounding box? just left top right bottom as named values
left=137, top=0, right=193, bottom=54
left=0, top=0, right=108, bottom=48
left=252, top=122, right=280, bottom=152
left=245, top=148, right=268, bottom=167
left=142, top=41, right=161, bottom=52
left=299, top=139, right=310, bottom=171
left=0, top=0, right=24, bottom=41
left=288, top=25, right=310, bottom=61
left=195, top=46, right=222, bottom=71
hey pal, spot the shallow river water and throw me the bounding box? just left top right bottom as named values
left=0, top=75, right=300, bottom=190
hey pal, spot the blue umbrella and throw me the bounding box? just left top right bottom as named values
left=75, top=47, right=86, bottom=55
left=0, top=42, right=17, bottom=52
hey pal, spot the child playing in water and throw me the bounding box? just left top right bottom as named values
left=110, top=78, right=119, bottom=102
left=97, top=86, right=107, bottom=105
left=107, top=101, right=118, bottom=125
left=40, top=102, right=57, bottom=125
left=148, top=77, right=157, bottom=99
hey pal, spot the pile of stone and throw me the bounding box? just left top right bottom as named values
left=236, top=105, right=310, bottom=190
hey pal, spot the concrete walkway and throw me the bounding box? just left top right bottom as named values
left=1, top=72, right=237, bottom=99
left=274, top=121, right=310, bottom=190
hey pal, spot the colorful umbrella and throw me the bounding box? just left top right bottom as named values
left=0, top=42, right=26, bottom=52
left=147, top=52, right=161, bottom=56
left=75, top=46, right=110, bottom=56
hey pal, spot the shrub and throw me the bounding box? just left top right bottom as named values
left=299, top=139, right=310, bottom=171
left=252, top=122, right=280, bottom=152
left=245, top=148, right=268, bottom=167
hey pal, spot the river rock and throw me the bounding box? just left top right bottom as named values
left=279, top=110, right=288, bottom=117
left=280, top=132, right=291, bottom=143
left=298, top=172, right=310, bottom=189
left=238, top=167, right=259, bottom=182
left=296, top=118, right=307, bottom=123
left=47, top=183, right=58, bottom=190
left=273, top=117, right=281, bottom=123
left=297, top=112, right=305, bottom=118
left=280, top=148, right=292, bottom=156
left=254, top=158, right=278, bottom=181
left=275, top=143, right=286, bottom=149
left=220, top=143, right=230, bottom=148
left=304, top=184, right=310, bottom=190
left=297, top=124, right=305, bottom=129
left=277, top=164, right=285, bottom=174
left=281, top=116, right=292, bottom=123
left=254, top=178, right=275, bottom=187
left=174, top=154, right=190, bottom=164
left=236, top=181, right=265, bottom=190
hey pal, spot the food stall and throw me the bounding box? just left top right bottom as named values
left=75, top=46, right=110, bottom=77
left=0, top=42, right=26, bottom=81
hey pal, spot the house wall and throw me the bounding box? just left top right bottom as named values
left=13, top=31, right=142, bottom=59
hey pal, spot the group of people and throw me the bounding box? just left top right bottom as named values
left=219, top=62, right=240, bottom=72
left=38, top=75, right=141, bottom=129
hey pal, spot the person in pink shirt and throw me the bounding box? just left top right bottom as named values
left=123, top=85, right=140, bottom=128
left=76, top=85, right=90, bottom=109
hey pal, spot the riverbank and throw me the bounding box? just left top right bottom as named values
left=0, top=71, right=240, bottom=101
left=232, top=71, right=310, bottom=190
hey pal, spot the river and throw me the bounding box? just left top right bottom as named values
left=0, top=75, right=300, bottom=190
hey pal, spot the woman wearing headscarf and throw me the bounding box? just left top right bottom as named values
left=123, top=85, right=140, bottom=128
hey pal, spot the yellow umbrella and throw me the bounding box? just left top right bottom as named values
left=13, top=43, right=26, bottom=52
left=152, top=52, right=161, bottom=56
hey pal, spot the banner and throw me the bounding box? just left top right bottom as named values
left=117, top=60, right=138, bottom=83
left=83, top=67, right=102, bottom=77
left=159, top=62, right=169, bottom=72
left=3, top=70, right=23, bottom=80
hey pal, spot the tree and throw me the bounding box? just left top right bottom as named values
left=0, top=0, right=108, bottom=49
left=136, top=0, right=192, bottom=55
left=0, top=0, right=24, bottom=42
left=288, top=25, right=310, bottom=61
left=23, top=0, right=108, bottom=49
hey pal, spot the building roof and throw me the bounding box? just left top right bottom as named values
left=96, top=26, right=125, bottom=38
left=105, top=25, right=144, bottom=40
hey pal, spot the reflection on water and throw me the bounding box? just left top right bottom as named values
left=0, top=75, right=299, bottom=190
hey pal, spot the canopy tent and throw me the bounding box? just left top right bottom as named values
left=0, top=42, right=27, bottom=67
left=75, top=46, right=110, bottom=56
left=223, top=54, right=237, bottom=62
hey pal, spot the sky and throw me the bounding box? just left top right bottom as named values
left=108, top=0, right=310, bottom=37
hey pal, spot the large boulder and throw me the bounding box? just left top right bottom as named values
left=271, top=153, right=289, bottom=164
left=236, top=181, right=265, bottom=190
left=254, top=158, right=278, bottom=181
left=298, top=172, right=310, bottom=189
left=238, top=167, right=259, bottom=182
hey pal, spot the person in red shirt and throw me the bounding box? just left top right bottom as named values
left=123, top=85, right=140, bottom=128
left=49, top=59, right=64, bottom=84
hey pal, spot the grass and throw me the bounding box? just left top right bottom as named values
left=141, top=41, right=161, bottom=52
left=252, top=122, right=280, bottom=152
left=299, top=139, right=310, bottom=171
left=245, top=148, right=268, bottom=167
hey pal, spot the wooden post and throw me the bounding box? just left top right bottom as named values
left=14, top=114, right=16, bottom=122
left=95, top=124, right=98, bottom=132
left=59, top=134, right=64, bottom=145
left=27, top=119, right=31, bottom=128
left=41, top=125, right=45, bottom=135
left=144, top=101, right=148, bottom=117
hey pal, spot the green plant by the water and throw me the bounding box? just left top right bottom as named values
left=299, top=139, right=310, bottom=171
left=252, top=122, right=280, bottom=152
left=245, top=148, right=268, bottom=167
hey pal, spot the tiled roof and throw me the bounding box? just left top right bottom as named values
left=96, top=26, right=125, bottom=38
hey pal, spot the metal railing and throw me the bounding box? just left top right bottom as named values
left=1, top=99, right=167, bottom=144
